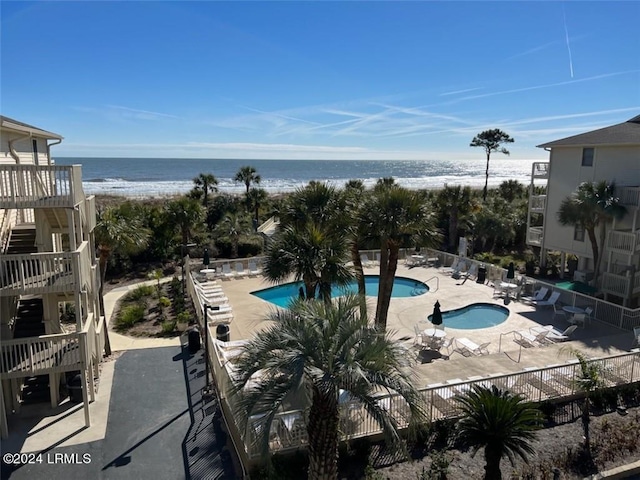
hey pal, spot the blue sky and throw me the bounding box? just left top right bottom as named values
left=2, top=1, right=639, bottom=160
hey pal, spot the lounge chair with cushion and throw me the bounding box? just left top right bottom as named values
left=440, top=258, right=462, bottom=275
left=221, top=263, right=234, bottom=279
left=248, top=261, right=262, bottom=276
left=531, top=324, right=577, bottom=342
left=235, top=262, right=248, bottom=277
left=454, top=338, right=489, bottom=356
left=514, top=329, right=549, bottom=347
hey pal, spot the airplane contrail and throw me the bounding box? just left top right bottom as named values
left=563, top=4, right=574, bottom=78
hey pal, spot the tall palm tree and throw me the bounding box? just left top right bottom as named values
left=95, top=205, right=150, bottom=355
left=234, top=165, right=261, bottom=194
left=192, top=173, right=218, bottom=207
left=470, top=129, right=515, bottom=202
left=165, top=197, right=205, bottom=252
left=215, top=212, right=252, bottom=258
left=232, top=295, right=427, bottom=480
left=245, top=187, right=268, bottom=228
left=280, top=181, right=344, bottom=229
left=263, top=223, right=352, bottom=302
left=565, top=348, right=607, bottom=453
left=361, top=185, right=440, bottom=329
left=557, top=181, right=627, bottom=283
left=436, top=185, right=473, bottom=252
left=456, top=385, right=541, bottom=480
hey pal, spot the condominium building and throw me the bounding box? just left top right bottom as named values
left=0, top=116, right=105, bottom=438
left=527, top=115, right=640, bottom=307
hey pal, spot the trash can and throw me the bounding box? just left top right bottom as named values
left=216, top=324, right=230, bottom=343
left=188, top=327, right=201, bottom=354
left=68, top=374, right=83, bottom=403
left=476, top=265, right=487, bottom=284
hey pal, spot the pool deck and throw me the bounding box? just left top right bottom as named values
left=204, top=263, right=633, bottom=389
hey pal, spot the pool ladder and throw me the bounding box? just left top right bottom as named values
left=423, top=276, right=439, bottom=293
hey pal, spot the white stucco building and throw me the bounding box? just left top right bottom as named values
left=0, top=116, right=106, bottom=438
left=526, top=115, right=640, bottom=307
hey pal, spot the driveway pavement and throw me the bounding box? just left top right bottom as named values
left=1, top=346, right=238, bottom=479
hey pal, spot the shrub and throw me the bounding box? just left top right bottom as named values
left=125, top=285, right=154, bottom=301
left=159, top=296, right=171, bottom=308
left=161, top=320, right=177, bottom=334
left=116, top=304, right=146, bottom=329
left=176, top=311, right=192, bottom=324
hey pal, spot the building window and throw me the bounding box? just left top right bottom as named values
left=581, top=148, right=594, bottom=167
left=574, top=225, right=585, bottom=242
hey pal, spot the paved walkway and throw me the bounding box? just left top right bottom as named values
left=2, top=277, right=238, bottom=479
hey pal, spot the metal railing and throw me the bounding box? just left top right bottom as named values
left=530, top=195, right=546, bottom=212
left=608, top=230, right=640, bottom=254
left=527, top=227, right=544, bottom=246
left=618, top=186, right=640, bottom=207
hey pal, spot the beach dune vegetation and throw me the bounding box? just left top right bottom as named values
left=191, top=173, right=218, bottom=207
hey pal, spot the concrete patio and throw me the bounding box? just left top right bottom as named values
left=200, top=262, right=634, bottom=388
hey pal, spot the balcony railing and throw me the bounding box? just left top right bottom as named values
left=601, top=271, right=640, bottom=298
left=608, top=230, right=640, bottom=254
left=529, top=195, right=546, bottom=213
left=0, top=241, right=92, bottom=296
left=531, top=162, right=549, bottom=179
left=0, top=332, right=82, bottom=379
left=618, top=186, right=640, bottom=208
left=0, top=165, right=84, bottom=209
left=527, top=227, right=543, bottom=246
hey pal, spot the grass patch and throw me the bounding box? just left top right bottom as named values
left=124, top=285, right=155, bottom=301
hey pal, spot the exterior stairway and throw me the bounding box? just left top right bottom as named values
left=7, top=227, right=51, bottom=404
left=6, top=225, right=36, bottom=254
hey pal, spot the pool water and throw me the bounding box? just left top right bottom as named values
left=252, top=275, right=429, bottom=308
left=428, top=302, right=509, bottom=330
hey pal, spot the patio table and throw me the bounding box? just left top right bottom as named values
left=422, top=328, right=446, bottom=338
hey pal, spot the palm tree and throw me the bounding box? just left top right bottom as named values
left=565, top=348, right=607, bottom=453
left=361, top=185, right=440, bottom=329
left=456, top=385, right=541, bottom=480
left=280, top=181, right=344, bottom=229
left=232, top=295, right=427, bottom=480
left=470, top=129, right=515, bottom=202
left=245, top=187, right=268, bottom=228
left=557, top=181, right=627, bottom=283
left=263, top=223, right=352, bottom=302
left=95, top=205, right=150, bottom=355
left=436, top=185, right=473, bottom=252
left=165, top=197, right=205, bottom=252
left=234, top=165, right=261, bottom=194
left=192, top=173, right=218, bottom=207
left=215, top=212, right=252, bottom=258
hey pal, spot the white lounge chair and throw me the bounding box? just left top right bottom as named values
left=520, top=287, right=549, bottom=304
left=360, top=254, right=372, bottom=267
left=514, top=329, right=549, bottom=347
left=530, top=324, right=577, bottom=342
left=199, top=293, right=229, bottom=305
left=454, top=338, right=489, bottom=356
left=462, top=263, right=478, bottom=280
left=235, top=262, right=247, bottom=277
left=248, top=261, right=262, bottom=276
left=221, top=263, right=234, bottom=279
left=374, top=252, right=381, bottom=266
left=535, top=291, right=560, bottom=308
left=441, top=258, right=462, bottom=275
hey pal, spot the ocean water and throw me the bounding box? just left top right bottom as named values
left=54, top=157, right=539, bottom=197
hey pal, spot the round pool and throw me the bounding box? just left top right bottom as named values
left=252, top=275, right=428, bottom=308
left=428, top=302, right=509, bottom=330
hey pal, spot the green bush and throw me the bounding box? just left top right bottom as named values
left=176, top=311, right=191, bottom=324
left=159, top=296, right=171, bottom=308
left=124, top=285, right=154, bottom=301
left=116, top=304, right=146, bottom=329
left=161, top=320, right=177, bottom=334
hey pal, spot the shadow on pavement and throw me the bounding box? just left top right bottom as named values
left=177, top=343, right=239, bottom=480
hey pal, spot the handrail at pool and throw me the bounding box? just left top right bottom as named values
left=423, top=276, right=439, bottom=293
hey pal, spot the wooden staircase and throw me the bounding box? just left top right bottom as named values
left=6, top=225, right=36, bottom=255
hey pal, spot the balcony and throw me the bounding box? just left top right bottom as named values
left=618, top=186, right=640, bottom=208
left=527, top=227, right=543, bottom=246
left=531, top=162, right=549, bottom=180
left=608, top=230, right=640, bottom=254
left=0, top=165, right=85, bottom=209
left=0, top=241, right=93, bottom=297
left=0, top=333, right=81, bottom=379
left=601, top=271, right=640, bottom=299
left=529, top=195, right=546, bottom=213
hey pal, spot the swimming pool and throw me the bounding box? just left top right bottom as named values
left=428, top=302, right=509, bottom=330
left=252, top=275, right=429, bottom=308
